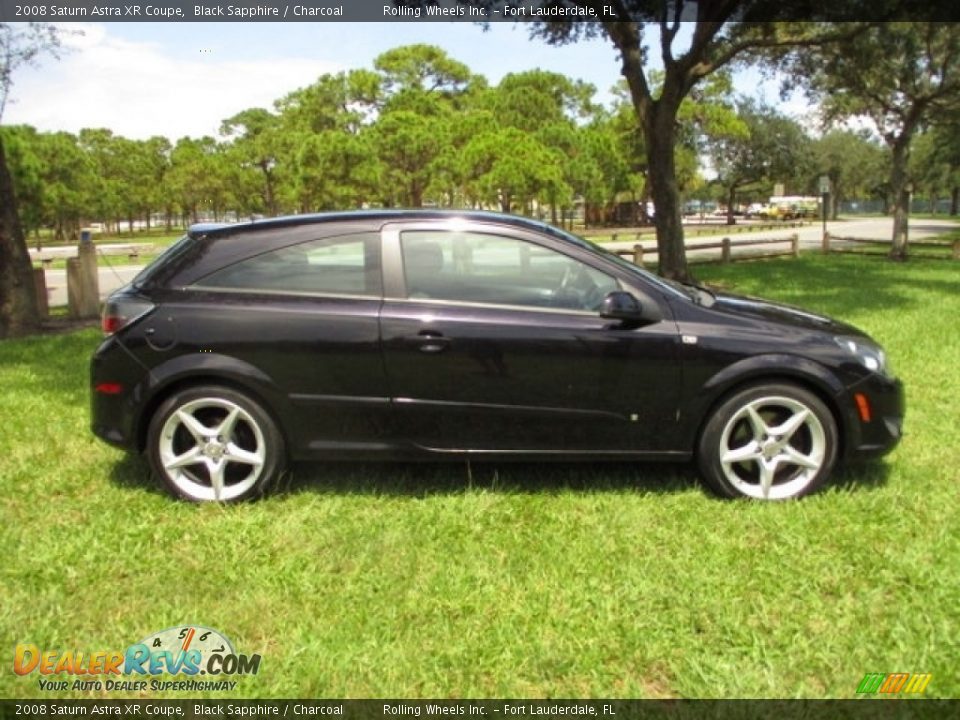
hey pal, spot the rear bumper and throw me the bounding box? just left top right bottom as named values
left=840, top=373, right=904, bottom=461
left=90, top=335, right=145, bottom=452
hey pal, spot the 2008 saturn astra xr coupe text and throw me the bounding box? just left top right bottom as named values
left=91, top=211, right=904, bottom=502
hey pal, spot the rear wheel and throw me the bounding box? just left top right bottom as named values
left=146, top=385, right=285, bottom=502
left=697, top=383, right=838, bottom=500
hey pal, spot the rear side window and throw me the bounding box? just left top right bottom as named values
left=196, top=232, right=381, bottom=297
left=132, top=234, right=193, bottom=289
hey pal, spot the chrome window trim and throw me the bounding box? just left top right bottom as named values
left=187, top=285, right=381, bottom=301
left=385, top=295, right=598, bottom=318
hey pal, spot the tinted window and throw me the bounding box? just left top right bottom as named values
left=197, top=232, right=381, bottom=296
left=401, top=230, right=617, bottom=312
left=132, top=233, right=193, bottom=289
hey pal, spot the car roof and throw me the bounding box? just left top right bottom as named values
left=187, top=210, right=559, bottom=238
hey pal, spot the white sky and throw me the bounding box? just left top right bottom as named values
left=4, top=22, right=814, bottom=140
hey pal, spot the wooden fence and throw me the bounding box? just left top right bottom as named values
left=615, top=233, right=800, bottom=267
left=821, top=232, right=960, bottom=260
left=601, top=221, right=808, bottom=245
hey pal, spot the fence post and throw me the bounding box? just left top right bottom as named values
left=721, top=237, right=731, bottom=264
left=822, top=231, right=831, bottom=255
left=632, top=244, right=644, bottom=267
left=33, top=267, right=48, bottom=319
left=953, top=239, right=960, bottom=260
left=791, top=233, right=800, bottom=257
left=66, top=258, right=83, bottom=319
left=68, top=230, right=100, bottom=319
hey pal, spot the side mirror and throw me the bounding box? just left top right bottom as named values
left=600, top=291, right=645, bottom=323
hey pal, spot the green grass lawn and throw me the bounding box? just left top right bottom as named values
left=1, top=255, right=957, bottom=699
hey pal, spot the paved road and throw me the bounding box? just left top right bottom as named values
left=44, top=264, right=142, bottom=308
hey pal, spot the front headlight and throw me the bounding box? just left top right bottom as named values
left=835, top=336, right=894, bottom=378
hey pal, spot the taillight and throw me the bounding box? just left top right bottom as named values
left=101, top=296, right=155, bottom=336
left=94, top=382, right=124, bottom=395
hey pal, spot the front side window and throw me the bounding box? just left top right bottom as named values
left=197, top=232, right=381, bottom=297
left=400, top=231, right=617, bottom=312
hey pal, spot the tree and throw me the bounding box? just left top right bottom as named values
left=789, top=22, right=960, bottom=259
left=374, top=44, right=473, bottom=113
left=461, top=128, right=569, bottom=214
left=167, top=137, right=233, bottom=224
left=1, top=125, right=45, bottom=239
left=1, top=23, right=65, bottom=338
left=910, top=125, right=960, bottom=215
left=812, top=130, right=888, bottom=219
left=291, top=129, right=380, bottom=211
left=372, top=110, right=447, bottom=207
left=220, top=108, right=284, bottom=216
left=708, top=100, right=811, bottom=224
left=450, top=4, right=874, bottom=279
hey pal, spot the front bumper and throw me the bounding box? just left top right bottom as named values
left=840, top=372, right=905, bottom=460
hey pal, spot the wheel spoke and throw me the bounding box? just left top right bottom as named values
left=780, top=444, right=820, bottom=470
left=745, top=405, right=769, bottom=440
left=225, top=442, right=264, bottom=467
left=206, top=458, right=227, bottom=501
left=722, top=441, right=762, bottom=465
left=177, top=409, right=213, bottom=441
left=768, top=409, right=810, bottom=443
left=759, top=460, right=776, bottom=499
left=164, top=445, right=202, bottom=470
left=217, top=406, right=242, bottom=441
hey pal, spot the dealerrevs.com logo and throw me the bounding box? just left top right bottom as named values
left=14, top=626, right=261, bottom=692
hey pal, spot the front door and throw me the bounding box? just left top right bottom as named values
left=378, top=221, right=680, bottom=454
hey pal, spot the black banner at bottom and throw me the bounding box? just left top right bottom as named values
left=1, top=700, right=958, bottom=720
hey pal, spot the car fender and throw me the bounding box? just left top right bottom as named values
left=680, top=353, right=853, bottom=450
left=133, top=352, right=292, bottom=450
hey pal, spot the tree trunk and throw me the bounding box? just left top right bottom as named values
left=260, top=163, right=277, bottom=216
left=644, top=104, right=690, bottom=281
left=0, top=135, right=40, bottom=338
left=889, top=138, right=910, bottom=261
left=951, top=186, right=958, bottom=216
left=726, top=186, right=736, bottom=226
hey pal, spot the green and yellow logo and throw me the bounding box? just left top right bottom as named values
left=856, top=672, right=932, bottom=695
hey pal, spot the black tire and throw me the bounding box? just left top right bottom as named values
left=146, top=385, right=285, bottom=502
left=697, top=382, right=838, bottom=500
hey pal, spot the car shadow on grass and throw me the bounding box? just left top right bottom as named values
left=828, top=460, right=892, bottom=494
left=107, top=454, right=893, bottom=500
left=108, top=453, right=166, bottom=496
left=276, top=460, right=703, bottom=498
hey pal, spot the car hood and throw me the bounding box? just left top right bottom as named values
left=710, top=292, right=866, bottom=337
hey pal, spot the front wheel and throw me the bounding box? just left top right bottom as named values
left=697, top=383, right=838, bottom=500
left=146, top=385, right=286, bottom=502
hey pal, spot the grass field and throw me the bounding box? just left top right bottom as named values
left=1, top=254, right=957, bottom=699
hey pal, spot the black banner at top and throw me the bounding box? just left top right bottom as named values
left=1, top=0, right=959, bottom=23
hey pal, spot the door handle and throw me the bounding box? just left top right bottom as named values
left=408, top=330, right=450, bottom=354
